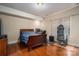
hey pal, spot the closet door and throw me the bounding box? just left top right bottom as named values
left=69, top=15, right=79, bottom=47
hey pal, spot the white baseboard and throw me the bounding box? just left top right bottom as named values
left=8, top=40, right=18, bottom=44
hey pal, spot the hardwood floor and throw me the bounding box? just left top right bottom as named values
left=8, top=43, right=79, bottom=56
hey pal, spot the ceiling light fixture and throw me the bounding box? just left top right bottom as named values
left=37, top=3, right=44, bottom=6
left=35, top=3, right=44, bottom=7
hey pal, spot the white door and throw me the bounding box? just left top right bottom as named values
left=69, top=15, right=79, bottom=47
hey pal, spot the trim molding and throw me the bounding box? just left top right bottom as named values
left=8, top=40, right=18, bottom=44
left=0, top=5, right=43, bottom=20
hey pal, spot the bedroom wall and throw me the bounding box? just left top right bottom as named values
left=0, top=5, right=44, bottom=44
left=51, top=17, right=70, bottom=42
left=45, top=6, right=79, bottom=36
left=0, top=14, right=43, bottom=44
left=44, top=6, right=79, bottom=46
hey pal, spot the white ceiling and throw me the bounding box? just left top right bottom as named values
left=0, top=3, right=76, bottom=18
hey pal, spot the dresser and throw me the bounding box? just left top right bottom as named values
left=0, top=35, right=7, bottom=56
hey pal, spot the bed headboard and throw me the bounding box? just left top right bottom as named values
left=20, top=29, right=34, bottom=32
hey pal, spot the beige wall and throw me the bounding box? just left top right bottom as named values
left=51, top=17, right=70, bottom=41
left=0, top=5, right=43, bottom=44
left=45, top=6, right=79, bottom=46
left=42, top=19, right=52, bottom=39
left=0, top=14, right=42, bottom=44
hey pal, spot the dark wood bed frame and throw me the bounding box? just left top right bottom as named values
left=20, top=29, right=47, bottom=51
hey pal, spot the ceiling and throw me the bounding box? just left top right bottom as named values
left=0, top=3, right=76, bottom=18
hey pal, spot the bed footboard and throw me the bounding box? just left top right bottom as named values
left=27, top=34, right=47, bottom=51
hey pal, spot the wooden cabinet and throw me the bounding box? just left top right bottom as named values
left=0, top=35, right=7, bottom=56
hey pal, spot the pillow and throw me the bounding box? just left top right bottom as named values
left=21, top=32, right=30, bottom=38
left=21, top=32, right=36, bottom=37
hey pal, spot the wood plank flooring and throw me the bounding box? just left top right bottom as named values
left=8, top=43, right=79, bottom=56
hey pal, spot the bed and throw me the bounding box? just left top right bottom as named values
left=20, top=29, right=47, bottom=51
